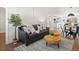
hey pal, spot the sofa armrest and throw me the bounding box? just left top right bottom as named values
left=18, top=28, right=29, bottom=44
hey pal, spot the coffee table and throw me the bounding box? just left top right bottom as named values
left=43, top=34, right=61, bottom=48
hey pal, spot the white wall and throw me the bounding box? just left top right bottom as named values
left=6, top=7, right=79, bottom=44
left=0, top=8, right=5, bottom=33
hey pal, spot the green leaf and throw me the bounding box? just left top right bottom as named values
left=9, top=14, right=22, bottom=27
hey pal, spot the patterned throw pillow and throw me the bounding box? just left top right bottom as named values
left=28, top=25, right=36, bottom=34
left=22, top=26, right=31, bottom=34
left=37, top=25, right=42, bottom=30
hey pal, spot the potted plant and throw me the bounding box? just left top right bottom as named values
left=9, top=14, right=22, bottom=44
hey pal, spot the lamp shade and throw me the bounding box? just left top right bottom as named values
left=40, top=19, right=45, bottom=22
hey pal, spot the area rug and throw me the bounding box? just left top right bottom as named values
left=14, top=38, right=74, bottom=51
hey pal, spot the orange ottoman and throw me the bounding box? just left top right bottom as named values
left=44, top=35, right=61, bottom=48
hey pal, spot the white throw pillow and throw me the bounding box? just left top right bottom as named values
left=23, top=26, right=31, bottom=34
left=28, top=25, right=36, bottom=34
left=35, top=30, right=39, bottom=33
left=37, top=25, right=42, bottom=30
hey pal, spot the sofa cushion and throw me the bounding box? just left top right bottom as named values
left=29, top=33, right=39, bottom=39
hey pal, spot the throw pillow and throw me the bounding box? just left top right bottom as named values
left=22, top=26, right=31, bottom=34
left=37, top=25, right=42, bottom=31
left=32, top=25, right=38, bottom=30
left=28, top=25, right=37, bottom=34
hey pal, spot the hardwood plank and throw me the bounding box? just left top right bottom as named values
left=0, top=33, right=5, bottom=51
left=6, top=37, right=79, bottom=51
left=6, top=41, right=22, bottom=51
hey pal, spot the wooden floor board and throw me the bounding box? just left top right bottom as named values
left=6, top=37, right=79, bottom=51
left=0, top=33, right=5, bottom=51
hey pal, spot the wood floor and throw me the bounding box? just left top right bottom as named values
left=0, top=33, right=78, bottom=51
left=6, top=41, right=22, bottom=51
left=6, top=37, right=79, bottom=51
left=0, top=33, right=5, bottom=51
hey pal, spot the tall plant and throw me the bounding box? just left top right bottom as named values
left=9, top=14, right=21, bottom=40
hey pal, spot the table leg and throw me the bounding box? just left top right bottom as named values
left=46, top=42, right=48, bottom=46
left=57, top=43, right=59, bottom=48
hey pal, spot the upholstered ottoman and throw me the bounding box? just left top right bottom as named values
left=43, top=34, right=61, bottom=48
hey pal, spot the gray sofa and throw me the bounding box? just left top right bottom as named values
left=18, top=25, right=49, bottom=46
